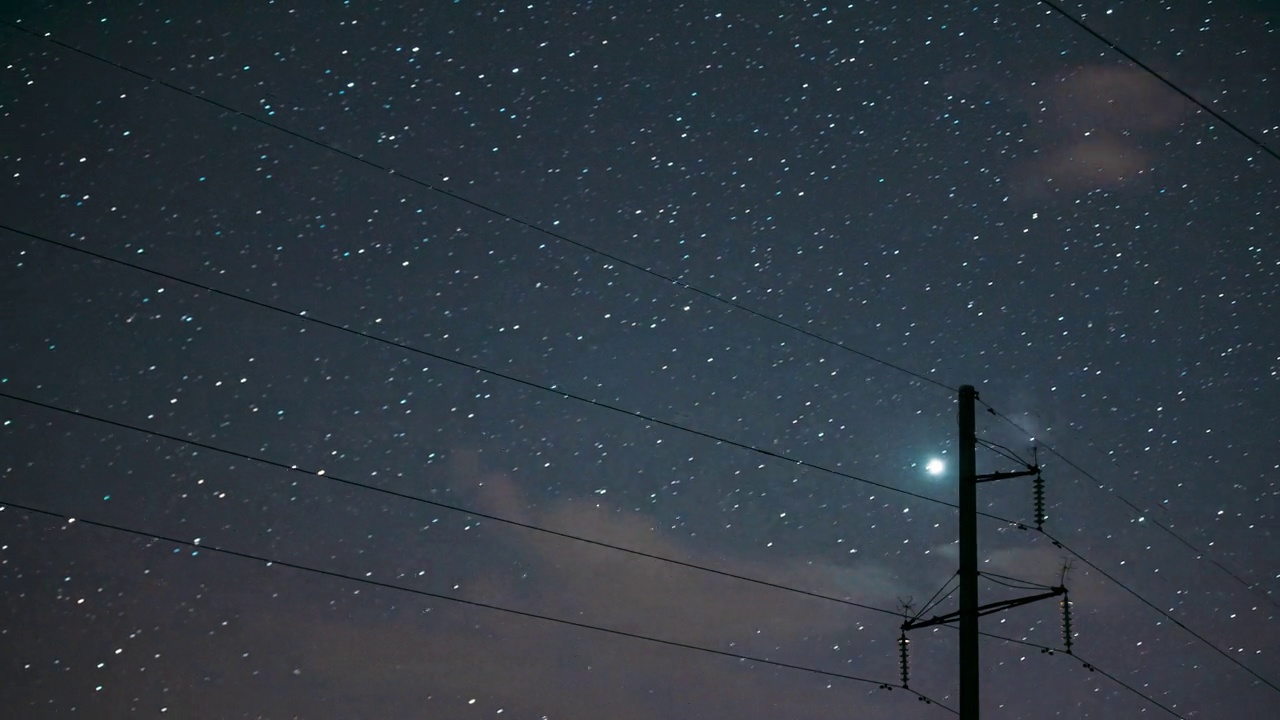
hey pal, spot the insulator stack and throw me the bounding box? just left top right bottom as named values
left=1033, top=473, right=1046, bottom=530
left=1061, top=593, right=1074, bottom=654
left=899, top=630, right=911, bottom=687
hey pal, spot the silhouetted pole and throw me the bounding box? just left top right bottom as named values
left=900, top=387, right=1054, bottom=713
left=959, top=385, right=979, bottom=719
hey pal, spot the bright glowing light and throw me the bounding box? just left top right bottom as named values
left=925, top=458, right=946, bottom=476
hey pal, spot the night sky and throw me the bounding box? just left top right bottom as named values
left=2, top=1, right=1277, bottom=718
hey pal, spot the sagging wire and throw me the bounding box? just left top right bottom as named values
left=975, top=437, right=1033, bottom=468
left=912, top=572, right=960, bottom=622
left=978, top=571, right=1055, bottom=592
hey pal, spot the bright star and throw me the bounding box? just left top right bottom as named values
left=925, top=458, right=946, bottom=476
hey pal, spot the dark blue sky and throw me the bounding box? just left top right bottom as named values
left=2, top=1, right=1277, bottom=717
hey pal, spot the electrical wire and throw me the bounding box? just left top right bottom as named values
left=0, top=221, right=1025, bottom=530
left=1064, top=652, right=1187, bottom=720
left=4, top=227, right=1253, bottom=703
left=975, top=438, right=1033, bottom=468
left=0, top=18, right=957, bottom=397
left=0, top=14, right=1265, bottom=712
left=1037, top=0, right=1279, bottom=164
left=1041, top=529, right=1280, bottom=696
left=15, top=16, right=1266, bottom=637
left=978, top=573, right=1054, bottom=592
left=916, top=585, right=960, bottom=624
left=911, top=572, right=959, bottom=622
left=11, top=16, right=1265, bottom=633
left=970, top=631, right=1187, bottom=719
left=979, top=570, right=1052, bottom=588
left=0, top=388, right=903, bottom=618
left=0, top=390, right=1190, bottom=717
left=981, top=401, right=1280, bottom=611
left=0, top=497, right=956, bottom=714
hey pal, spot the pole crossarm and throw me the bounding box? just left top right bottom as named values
left=902, top=587, right=1066, bottom=632
left=975, top=468, right=1039, bottom=484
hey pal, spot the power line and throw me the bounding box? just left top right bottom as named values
left=1037, top=0, right=1279, bottom=164
left=6, top=227, right=1250, bottom=701
left=978, top=570, right=1054, bottom=592
left=0, top=498, right=955, bottom=714
left=911, top=571, right=962, bottom=617
left=0, top=14, right=1263, bottom=711
left=3, top=391, right=1186, bottom=716
left=975, top=438, right=1032, bottom=468
left=1063, top=652, right=1186, bottom=720
left=911, top=571, right=958, bottom=622
left=10, top=15, right=1264, bottom=627
left=0, top=390, right=1199, bottom=717
left=0, top=387, right=900, bottom=618
left=982, top=401, right=1280, bottom=611
left=972, top=631, right=1186, bottom=719
left=903, top=602, right=1188, bottom=716
left=972, top=399, right=1280, bottom=697
left=0, top=221, right=1022, bottom=527
left=1041, top=528, right=1280, bottom=696
left=6, top=17, right=1263, bottom=620
left=0, top=18, right=957, bottom=397
left=977, top=404, right=1280, bottom=692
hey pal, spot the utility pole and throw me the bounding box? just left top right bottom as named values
left=896, top=384, right=1071, bottom=719
left=959, top=385, right=979, bottom=719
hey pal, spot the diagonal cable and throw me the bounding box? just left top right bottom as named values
left=912, top=572, right=959, bottom=622
left=0, top=497, right=955, bottom=713
left=0, top=18, right=956, bottom=395
left=2, top=15, right=1269, bottom=620
left=0, top=221, right=1024, bottom=528
left=3, top=224, right=1225, bottom=705
left=978, top=569, right=1054, bottom=591
left=1041, top=528, right=1280, bottom=696
left=1037, top=0, right=1279, bottom=163
left=982, top=401, right=1280, bottom=610
left=0, top=15, right=1257, bottom=715
left=0, top=388, right=902, bottom=617
left=972, top=630, right=1186, bottom=719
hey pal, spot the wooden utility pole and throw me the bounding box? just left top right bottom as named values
left=958, top=385, right=979, bottom=719
left=898, top=384, right=1067, bottom=719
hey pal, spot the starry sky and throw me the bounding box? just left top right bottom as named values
left=1, top=1, right=1277, bottom=717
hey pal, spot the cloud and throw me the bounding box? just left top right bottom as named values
left=270, top=457, right=946, bottom=718
left=1008, top=64, right=1189, bottom=201
left=1053, top=65, right=1188, bottom=133
left=1014, top=132, right=1152, bottom=198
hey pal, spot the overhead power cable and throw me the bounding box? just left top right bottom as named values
left=0, top=388, right=900, bottom=618
left=1037, top=0, right=1279, bottom=163
left=5, top=18, right=1263, bottom=629
left=977, top=400, right=1280, bottom=694
left=979, top=573, right=1052, bottom=592
left=978, top=570, right=1054, bottom=592
left=1041, top=528, right=1280, bottom=696
left=0, top=222, right=1023, bottom=529
left=972, top=631, right=1186, bottom=719
left=0, top=18, right=956, bottom=396
left=0, top=393, right=1194, bottom=717
left=912, top=572, right=959, bottom=622
left=6, top=226, right=1257, bottom=699
left=0, top=498, right=954, bottom=714
left=981, top=401, right=1280, bottom=611
left=975, top=438, right=1031, bottom=468
left=0, top=394, right=1182, bottom=712
left=0, top=391, right=1204, bottom=717
left=1060, top=651, right=1186, bottom=720
left=0, top=17, right=1261, bottom=710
